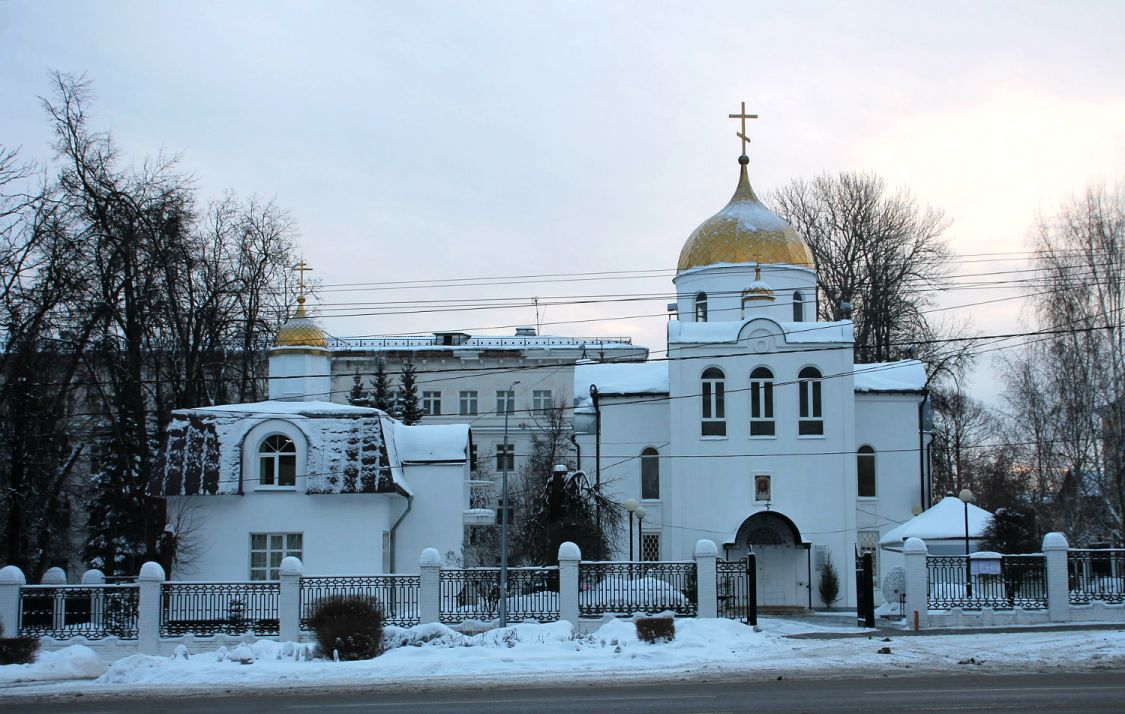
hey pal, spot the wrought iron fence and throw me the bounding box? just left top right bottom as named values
left=18, top=585, right=140, bottom=640
left=161, top=582, right=280, bottom=637
left=1068, top=549, right=1125, bottom=605
left=578, top=561, right=698, bottom=617
left=299, top=575, right=421, bottom=628
left=927, top=555, right=1048, bottom=610
left=439, top=567, right=560, bottom=623
left=717, top=558, right=754, bottom=625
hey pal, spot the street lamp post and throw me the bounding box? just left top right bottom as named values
left=635, top=506, right=647, bottom=561
left=959, top=488, right=974, bottom=599
left=589, top=384, right=601, bottom=533
left=499, top=379, right=520, bottom=628
left=623, top=498, right=639, bottom=561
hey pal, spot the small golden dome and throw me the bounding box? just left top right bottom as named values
left=274, top=296, right=328, bottom=348
left=677, top=161, right=814, bottom=272
left=742, top=264, right=776, bottom=302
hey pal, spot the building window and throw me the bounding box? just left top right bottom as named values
left=694, top=292, right=708, bottom=322
left=798, top=366, right=824, bottom=435
left=532, top=389, right=553, bottom=414
left=641, top=533, right=661, bottom=561
left=250, top=532, right=302, bottom=581
left=749, top=367, right=775, bottom=436
left=857, top=445, right=876, bottom=497
left=422, top=391, right=442, bottom=416
left=754, top=474, right=771, bottom=502
left=258, top=434, right=296, bottom=487
left=793, top=291, right=804, bottom=322
left=858, top=530, right=880, bottom=585
left=701, top=367, right=726, bottom=436
left=641, top=447, right=660, bottom=499
left=496, top=390, right=516, bottom=415
left=470, top=443, right=479, bottom=471
left=496, top=443, right=515, bottom=472
left=459, top=390, right=478, bottom=416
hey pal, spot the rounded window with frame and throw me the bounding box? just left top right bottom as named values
left=258, top=434, right=297, bottom=487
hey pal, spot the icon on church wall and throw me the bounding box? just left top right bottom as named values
left=755, top=475, right=771, bottom=502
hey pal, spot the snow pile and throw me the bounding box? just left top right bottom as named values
left=573, top=362, right=669, bottom=405
left=879, top=496, right=993, bottom=548
left=0, top=644, right=105, bottom=684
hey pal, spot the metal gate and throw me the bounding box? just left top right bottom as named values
left=855, top=548, right=875, bottom=628
left=717, top=555, right=756, bottom=626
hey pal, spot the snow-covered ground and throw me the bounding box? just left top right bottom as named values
left=3, top=617, right=1125, bottom=698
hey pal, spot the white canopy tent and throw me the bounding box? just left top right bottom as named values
left=879, top=496, right=994, bottom=553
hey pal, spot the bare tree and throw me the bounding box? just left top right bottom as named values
left=770, top=172, right=953, bottom=364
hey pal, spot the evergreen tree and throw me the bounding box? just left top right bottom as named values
left=818, top=554, right=841, bottom=607
left=370, top=359, right=394, bottom=413
left=347, top=370, right=373, bottom=408
left=396, top=360, right=423, bottom=425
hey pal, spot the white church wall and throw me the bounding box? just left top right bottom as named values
left=167, top=492, right=392, bottom=581
left=674, top=264, right=818, bottom=324
left=268, top=348, right=332, bottom=401
left=394, top=462, right=468, bottom=570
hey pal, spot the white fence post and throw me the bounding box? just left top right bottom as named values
left=419, top=548, right=441, bottom=625
left=558, top=541, right=581, bottom=627
left=137, top=561, right=165, bottom=655
left=0, top=565, right=26, bottom=636
left=694, top=539, right=718, bottom=619
left=81, top=569, right=105, bottom=585
left=1042, top=532, right=1070, bottom=623
left=41, top=567, right=67, bottom=585
left=279, top=556, right=303, bottom=642
left=903, top=537, right=928, bottom=630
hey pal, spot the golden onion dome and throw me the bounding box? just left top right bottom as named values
left=274, top=296, right=328, bottom=348
left=677, top=157, right=814, bottom=272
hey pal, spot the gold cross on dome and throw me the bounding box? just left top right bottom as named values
left=728, top=101, right=759, bottom=156
left=293, top=260, right=313, bottom=294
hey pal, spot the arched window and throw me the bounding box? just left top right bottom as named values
left=798, top=367, right=824, bottom=435
left=749, top=367, right=775, bottom=436
left=701, top=367, right=726, bottom=436
left=259, top=434, right=297, bottom=486
left=694, top=292, right=708, bottom=322
left=857, top=445, right=876, bottom=497
left=641, top=448, right=660, bottom=499
left=793, top=291, right=804, bottom=322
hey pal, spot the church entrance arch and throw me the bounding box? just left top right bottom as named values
left=727, top=512, right=808, bottom=610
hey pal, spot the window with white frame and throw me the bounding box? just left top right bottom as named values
left=640, top=447, right=660, bottom=499
left=701, top=367, right=726, bottom=436
left=749, top=367, right=775, bottom=436
left=641, top=533, right=661, bottom=561
left=496, top=390, right=516, bottom=415
left=532, top=389, right=553, bottom=414
left=798, top=366, right=824, bottom=435
left=258, top=434, right=296, bottom=487
left=459, top=390, right=479, bottom=416
left=422, top=391, right=442, bottom=416
left=694, top=292, right=708, bottom=322
left=496, top=443, right=515, bottom=472
left=857, top=445, right=876, bottom=497
left=858, top=530, right=880, bottom=585
left=250, top=532, right=302, bottom=580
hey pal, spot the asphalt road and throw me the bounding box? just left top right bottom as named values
left=7, top=671, right=1125, bottom=713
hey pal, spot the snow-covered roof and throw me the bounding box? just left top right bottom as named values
left=391, top=423, right=470, bottom=463
left=878, top=496, right=993, bottom=549
left=853, top=360, right=928, bottom=393
left=154, top=402, right=405, bottom=497
left=668, top=319, right=854, bottom=345
left=573, top=362, right=669, bottom=406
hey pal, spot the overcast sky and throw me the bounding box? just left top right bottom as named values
left=3, top=1, right=1123, bottom=402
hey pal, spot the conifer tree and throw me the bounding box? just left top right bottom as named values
left=347, top=370, right=370, bottom=407
left=370, top=359, right=394, bottom=413
left=396, top=360, right=423, bottom=425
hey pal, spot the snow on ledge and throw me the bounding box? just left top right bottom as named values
left=853, top=360, right=927, bottom=393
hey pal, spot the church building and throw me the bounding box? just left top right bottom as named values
left=153, top=293, right=472, bottom=580
left=573, top=122, right=930, bottom=609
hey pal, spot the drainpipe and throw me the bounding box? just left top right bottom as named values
left=570, top=433, right=582, bottom=472
left=918, top=390, right=930, bottom=508
left=388, top=494, right=414, bottom=573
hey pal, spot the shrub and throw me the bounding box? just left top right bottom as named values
left=307, top=595, right=385, bottom=661
left=818, top=554, right=840, bottom=608
left=635, top=616, right=675, bottom=644
left=0, top=621, right=40, bottom=665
